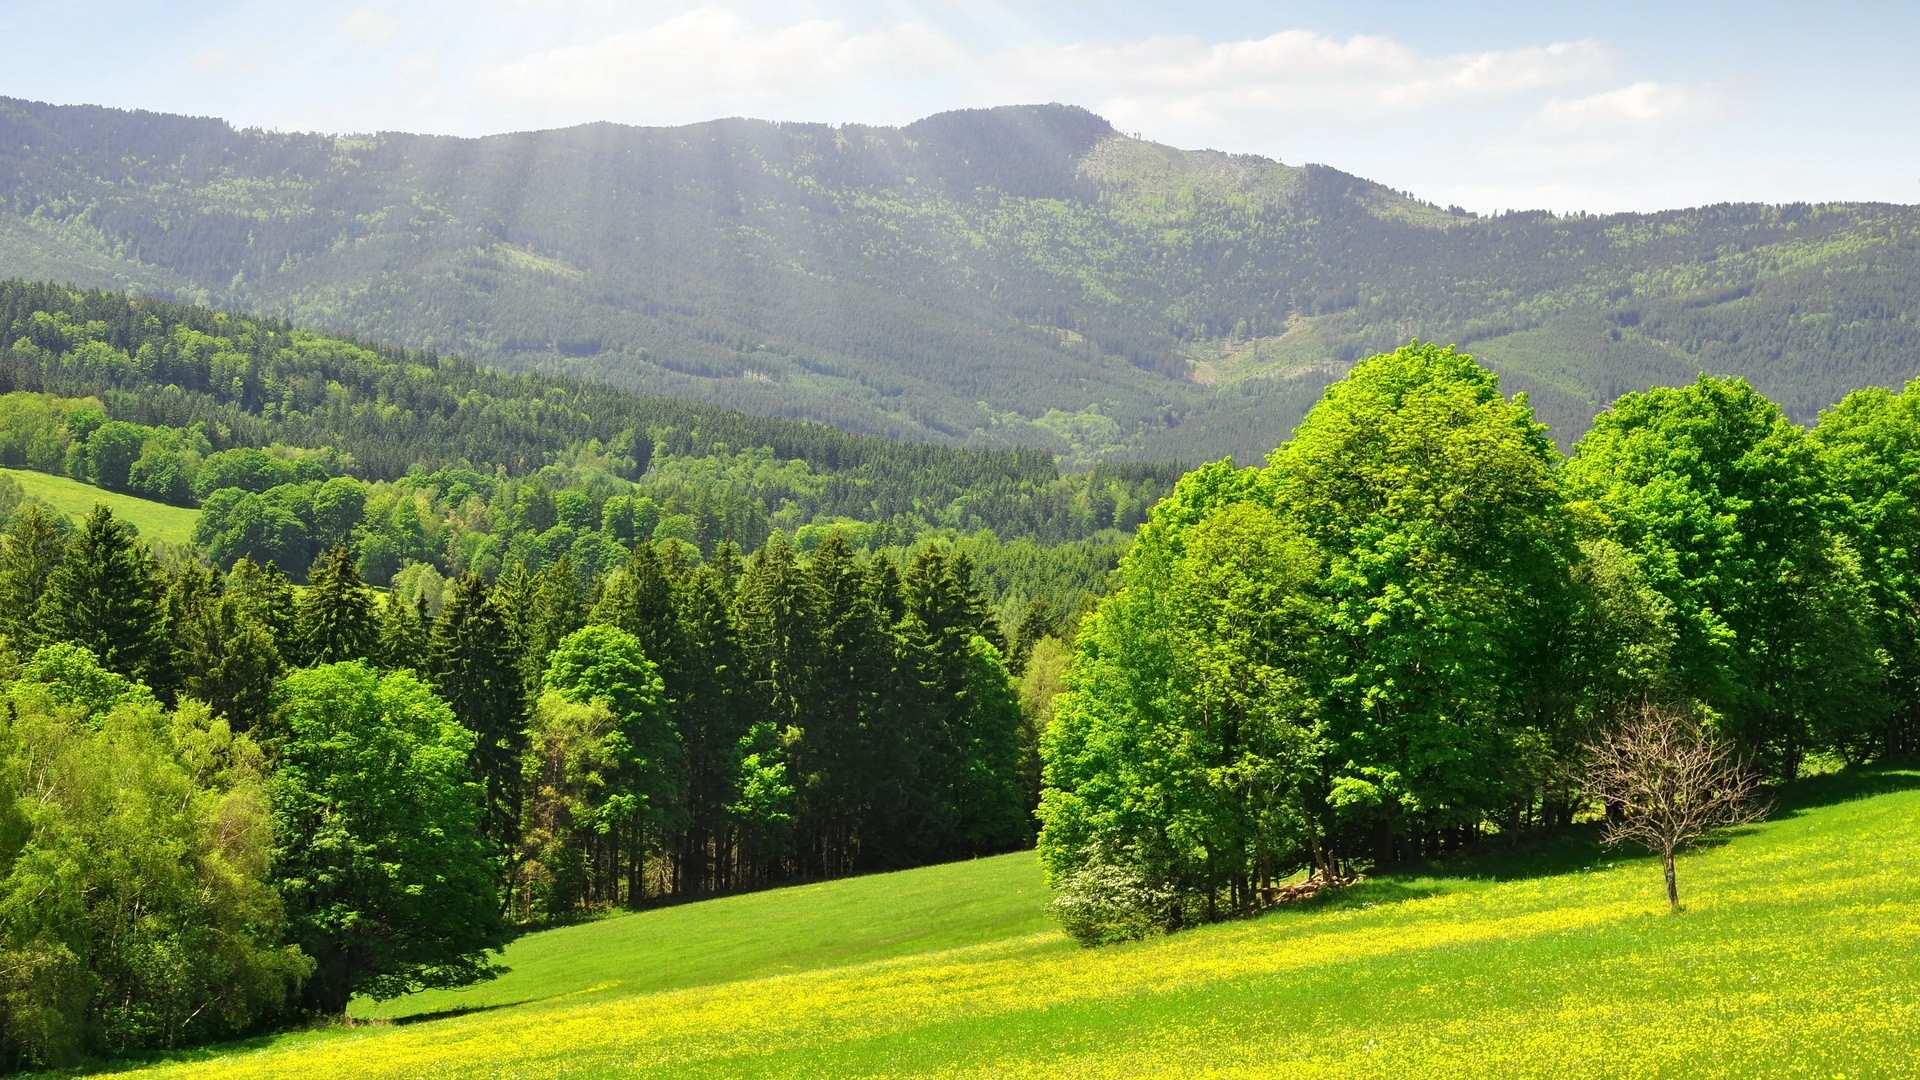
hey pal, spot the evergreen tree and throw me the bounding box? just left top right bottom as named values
left=732, top=533, right=815, bottom=874
left=166, top=559, right=283, bottom=731
left=36, top=505, right=169, bottom=687
left=590, top=543, right=674, bottom=669
left=953, top=635, right=1031, bottom=853
left=797, top=532, right=890, bottom=875
left=1008, top=598, right=1060, bottom=678
left=430, top=573, right=528, bottom=850
left=0, top=502, right=68, bottom=660
left=666, top=546, right=753, bottom=893
left=377, top=590, right=429, bottom=672
left=228, top=555, right=297, bottom=651
left=293, top=545, right=380, bottom=666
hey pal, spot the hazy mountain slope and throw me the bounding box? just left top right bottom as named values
left=2, top=96, right=1916, bottom=459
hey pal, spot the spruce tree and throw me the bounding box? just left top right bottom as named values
left=799, top=533, right=889, bottom=875
left=666, top=547, right=751, bottom=893
left=431, top=573, right=528, bottom=850
left=293, top=546, right=380, bottom=666
left=377, top=590, right=429, bottom=673
left=228, top=555, right=297, bottom=650
left=37, top=505, right=168, bottom=686
left=0, top=502, right=68, bottom=660
left=1008, top=598, right=1060, bottom=678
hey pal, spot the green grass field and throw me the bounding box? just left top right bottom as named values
left=85, top=770, right=1920, bottom=1078
left=2, top=468, right=198, bottom=547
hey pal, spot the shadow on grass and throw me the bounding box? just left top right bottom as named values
left=388, top=1000, right=536, bottom=1026
left=1357, top=766, right=1920, bottom=901
left=1767, top=766, right=1920, bottom=817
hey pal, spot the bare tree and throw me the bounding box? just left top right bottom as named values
left=1582, top=702, right=1768, bottom=912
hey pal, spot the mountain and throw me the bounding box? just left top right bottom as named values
left=2, top=96, right=1917, bottom=459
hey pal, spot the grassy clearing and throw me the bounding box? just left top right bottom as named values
left=1, top=468, right=198, bottom=547
left=86, top=770, right=1920, bottom=1078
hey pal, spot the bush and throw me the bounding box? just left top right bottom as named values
left=1048, top=856, right=1176, bottom=947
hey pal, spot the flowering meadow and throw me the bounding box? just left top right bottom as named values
left=97, top=770, right=1920, bottom=1078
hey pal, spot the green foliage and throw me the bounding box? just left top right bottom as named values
left=270, top=662, right=505, bottom=1015
left=430, top=575, right=528, bottom=850
left=1043, top=343, right=1581, bottom=931
left=1565, top=375, right=1885, bottom=775
left=38, top=505, right=170, bottom=688
left=0, top=668, right=306, bottom=1068
left=1809, top=380, right=1920, bottom=754
left=291, top=546, right=378, bottom=665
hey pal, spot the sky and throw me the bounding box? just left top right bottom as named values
left=4, top=0, right=1916, bottom=213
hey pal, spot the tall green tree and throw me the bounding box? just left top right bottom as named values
left=36, top=505, right=170, bottom=688
left=1265, top=342, right=1576, bottom=862
left=796, top=532, right=890, bottom=875
left=292, top=545, right=379, bottom=666
left=1810, top=380, right=1920, bottom=754
left=665, top=545, right=754, bottom=893
left=270, top=662, right=505, bottom=1016
left=1566, top=375, right=1884, bottom=776
left=166, top=561, right=283, bottom=731
left=1, top=657, right=308, bottom=1067
left=732, top=534, right=814, bottom=875
left=0, top=503, right=67, bottom=660
left=541, top=624, right=683, bottom=905
left=430, top=573, right=528, bottom=850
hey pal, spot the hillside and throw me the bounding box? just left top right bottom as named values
left=88, top=769, right=1920, bottom=1078
left=2, top=97, right=1918, bottom=460
left=0, top=467, right=198, bottom=546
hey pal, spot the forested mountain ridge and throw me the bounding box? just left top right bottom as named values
left=2, top=95, right=1918, bottom=460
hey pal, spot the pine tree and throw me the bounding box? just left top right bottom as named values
left=0, top=503, right=68, bottom=660
left=665, top=547, right=751, bottom=894
left=1008, top=598, right=1060, bottom=678
left=377, top=590, right=429, bottom=672
left=798, top=532, right=889, bottom=875
left=431, top=573, right=528, bottom=851
left=228, top=555, right=297, bottom=650
left=898, top=545, right=980, bottom=859
left=36, top=505, right=168, bottom=686
left=732, top=533, right=816, bottom=875
left=293, top=546, right=380, bottom=665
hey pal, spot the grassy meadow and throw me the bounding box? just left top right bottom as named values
left=1, top=468, right=198, bottom=547
left=77, top=768, right=1920, bottom=1079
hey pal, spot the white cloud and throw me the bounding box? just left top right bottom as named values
left=477, top=7, right=961, bottom=111
left=471, top=12, right=1622, bottom=146
left=340, top=8, right=401, bottom=48
left=992, top=31, right=1612, bottom=112
left=1536, top=81, right=1743, bottom=131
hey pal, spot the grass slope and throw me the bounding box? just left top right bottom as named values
left=2, top=469, right=198, bottom=547
left=97, top=771, right=1920, bottom=1078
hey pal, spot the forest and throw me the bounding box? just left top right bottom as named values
left=6, top=277, right=1920, bottom=1069
left=0, top=280, right=1178, bottom=622
left=1038, top=342, right=1920, bottom=943
left=3, top=97, right=1919, bottom=461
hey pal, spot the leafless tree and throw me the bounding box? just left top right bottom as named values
left=1582, top=701, right=1768, bottom=912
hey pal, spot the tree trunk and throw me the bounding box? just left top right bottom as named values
left=1662, top=850, right=1680, bottom=912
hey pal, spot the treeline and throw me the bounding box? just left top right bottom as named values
left=0, top=502, right=1045, bottom=1068
left=1038, top=343, right=1920, bottom=944
left=0, top=281, right=1180, bottom=542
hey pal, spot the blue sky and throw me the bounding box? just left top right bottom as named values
left=5, top=0, right=1916, bottom=212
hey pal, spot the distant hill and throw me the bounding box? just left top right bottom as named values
left=2, top=96, right=1917, bottom=459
